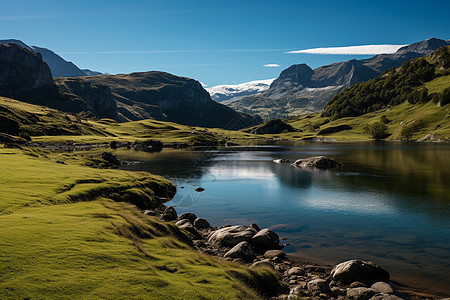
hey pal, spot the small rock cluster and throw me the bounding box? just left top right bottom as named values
left=143, top=205, right=404, bottom=300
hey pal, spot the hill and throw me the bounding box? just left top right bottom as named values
left=225, top=38, right=450, bottom=120
left=56, top=72, right=262, bottom=129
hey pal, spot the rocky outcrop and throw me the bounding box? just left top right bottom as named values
left=252, top=228, right=280, bottom=252
left=330, top=260, right=390, bottom=285
left=55, top=78, right=118, bottom=120
left=292, top=156, right=342, bottom=169
left=0, top=43, right=53, bottom=93
left=0, top=39, right=87, bottom=77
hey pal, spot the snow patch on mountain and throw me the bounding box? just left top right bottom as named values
left=207, top=78, right=275, bottom=102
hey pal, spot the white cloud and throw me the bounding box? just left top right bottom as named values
left=287, top=44, right=407, bottom=55
left=263, top=64, right=280, bottom=67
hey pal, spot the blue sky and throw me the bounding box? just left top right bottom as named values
left=2, top=0, right=449, bottom=86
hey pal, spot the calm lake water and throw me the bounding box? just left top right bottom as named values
left=115, top=143, right=450, bottom=296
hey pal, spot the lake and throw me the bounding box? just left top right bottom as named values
left=115, top=142, right=450, bottom=296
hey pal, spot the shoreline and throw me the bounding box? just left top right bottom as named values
left=145, top=204, right=446, bottom=300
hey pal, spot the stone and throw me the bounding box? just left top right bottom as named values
left=194, top=218, right=210, bottom=229
left=177, top=212, right=197, bottom=223
left=307, top=279, right=332, bottom=296
left=101, top=152, right=121, bottom=165
left=287, top=267, right=305, bottom=276
left=346, top=287, right=378, bottom=300
left=143, top=209, right=156, bottom=216
left=250, top=259, right=274, bottom=269
left=250, top=223, right=261, bottom=231
left=252, top=228, right=280, bottom=252
left=264, top=250, right=286, bottom=259
left=350, top=281, right=367, bottom=288
left=371, top=282, right=393, bottom=294
left=195, top=187, right=205, bottom=192
left=369, top=294, right=403, bottom=300
left=162, top=206, right=177, bottom=221
left=178, top=221, right=203, bottom=240
left=330, top=260, right=390, bottom=285
left=224, top=241, right=256, bottom=262
left=273, top=158, right=290, bottom=163
left=207, top=225, right=256, bottom=247
left=330, top=287, right=346, bottom=296
left=292, top=156, right=341, bottom=169
left=175, top=219, right=191, bottom=226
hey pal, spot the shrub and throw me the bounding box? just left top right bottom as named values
left=380, top=115, right=391, bottom=124
left=364, top=122, right=388, bottom=140
left=400, top=125, right=415, bottom=141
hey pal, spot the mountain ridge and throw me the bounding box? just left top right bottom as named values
left=225, top=38, right=450, bottom=120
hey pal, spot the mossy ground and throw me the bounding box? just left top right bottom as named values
left=0, top=148, right=281, bottom=299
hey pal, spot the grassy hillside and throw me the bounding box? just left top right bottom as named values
left=322, top=46, right=450, bottom=120
left=0, top=147, right=281, bottom=299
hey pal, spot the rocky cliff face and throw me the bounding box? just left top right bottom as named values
left=57, top=71, right=262, bottom=129
left=0, top=39, right=88, bottom=77
left=225, top=38, right=450, bottom=120
left=0, top=43, right=53, bottom=93
left=55, top=78, right=118, bottom=120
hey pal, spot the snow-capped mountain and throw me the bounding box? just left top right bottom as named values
left=206, top=78, right=275, bottom=102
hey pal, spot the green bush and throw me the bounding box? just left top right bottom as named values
left=364, top=122, right=388, bottom=140
left=400, top=125, right=415, bottom=141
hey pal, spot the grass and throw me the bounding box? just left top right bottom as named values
left=0, top=148, right=282, bottom=299
left=424, top=74, right=450, bottom=94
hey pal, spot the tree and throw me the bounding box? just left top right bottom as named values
left=400, top=125, right=414, bottom=141
left=364, top=122, right=388, bottom=140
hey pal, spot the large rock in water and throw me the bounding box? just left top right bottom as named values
left=208, top=225, right=256, bottom=247
left=293, top=156, right=341, bottom=169
left=251, top=228, right=280, bottom=252
left=330, top=260, right=390, bottom=285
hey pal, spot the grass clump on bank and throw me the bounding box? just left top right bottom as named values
left=0, top=148, right=282, bottom=299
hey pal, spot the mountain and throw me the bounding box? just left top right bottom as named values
left=322, top=46, right=450, bottom=119
left=0, top=43, right=118, bottom=120
left=81, top=69, right=103, bottom=76
left=56, top=72, right=262, bottom=129
left=206, top=78, right=274, bottom=102
left=0, top=39, right=88, bottom=77
left=225, top=38, right=450, bottom=120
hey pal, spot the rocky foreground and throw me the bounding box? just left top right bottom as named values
left=141, top=204, right=428, bottom=300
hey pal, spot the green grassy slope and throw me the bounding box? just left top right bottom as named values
left=0, top=148, right=281, bottom=299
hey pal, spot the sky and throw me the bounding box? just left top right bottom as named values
left=1, top=0, right=449, bottom=86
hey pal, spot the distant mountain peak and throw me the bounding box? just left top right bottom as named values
left=396, top=37, right=450, bottom=54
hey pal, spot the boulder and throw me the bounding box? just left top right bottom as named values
left=287, top=267, right=305, bottom=276
left=208, top=225, right=256, bottom=247
left=292, top=156, right=341, bottom=169
left=264, top=250, right=286, bottom=259
left=162, top=206, right=177, bottom=221
left=330, top=260, right=390, bottom=285
left=249, top=223, right=260, bottom=231
left=371, top=282, right=393, bottom=294
left=175, top=219, right=191, bottom=226
left=252, top=228, right=280, bottom=252
left=178, top=222, right=203, bottom=240
left=101, top=152, right=121, bottom=165
left=224, top=241, right=255, bottom=261
left=370, top=294, right=403, bottom=300
left=177, top=212, right=197, bottom=223
left=194, top=187, right=205, bottom=192
left=350, top=281, right=367, bottom=288
left=250, top=259, right=274, bottom=269
left=347, top=287, right=378, bottom=300
left=307, top=279, right=332, bottom=296
left=193, top=218, right=210, bottom=229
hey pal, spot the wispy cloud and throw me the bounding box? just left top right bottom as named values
left=59, top=49, right=292, bottom=55
left=287, top=44, right=407, bottom=55
left=263, top=64, right=280, bottom=67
